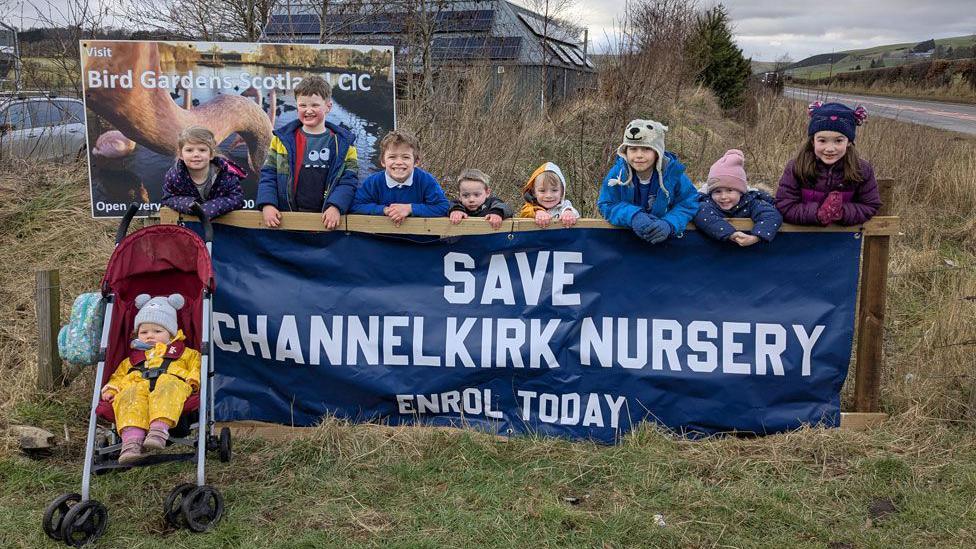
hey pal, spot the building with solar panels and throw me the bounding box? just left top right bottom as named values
left=261, top=1, right=596, bottom=108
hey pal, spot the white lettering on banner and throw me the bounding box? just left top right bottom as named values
left=238, top=315, right=270, bottom=359
left=517, top=391, right=626, bottom=428
left=212, top=313, right=240, bottom=353
left=446, top=317, right=476, bottom=367
left=793, top=324, right=825, bottom=376
left=412, top=317, right=440, bottom=366
left=309, top=316, right=342, bottom=366
left=443, top=251, right=582, bottom=307
left=397, top=388, right=503, bottom=418
left=579, top=317, right=827, bottom=376
left=210, top=314, right=828, bottom=375
left=275, top=315, right=305, bottom=364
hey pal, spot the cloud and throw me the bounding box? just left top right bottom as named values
left=549, top=0, right=976, bottom=61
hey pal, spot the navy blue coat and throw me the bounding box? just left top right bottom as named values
left=694, top=190, right=783, bottom=242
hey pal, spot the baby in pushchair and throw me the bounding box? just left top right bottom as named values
left=101, top=293, right=200, bottom=464
left=44, top=204, right=229, bottom=546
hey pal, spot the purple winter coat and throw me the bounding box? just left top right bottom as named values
left=774, top=158, right=881, bottom=226
left=162, top=156, right=246, bottom=220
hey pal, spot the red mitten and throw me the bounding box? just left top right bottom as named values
left=816, top=191, right=843, bottom=225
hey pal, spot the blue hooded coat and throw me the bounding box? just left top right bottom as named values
left=597, top=153, right=699, bottom=235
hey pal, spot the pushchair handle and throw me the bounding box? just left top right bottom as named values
left=190, top=203, right=213, bottom=243
left=115, top=202, right=141, bottom=244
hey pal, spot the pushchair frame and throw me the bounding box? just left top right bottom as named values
left=43, top=203, right=230, bottom=546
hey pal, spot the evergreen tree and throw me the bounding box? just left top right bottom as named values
left=687, top=5, right=752, bottom=110
left=912, top=38, right=936, bottom=53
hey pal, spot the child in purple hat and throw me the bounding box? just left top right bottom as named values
left=774, top=102, right=881, bottom=226
left=694, top=149, right=782, bottom=246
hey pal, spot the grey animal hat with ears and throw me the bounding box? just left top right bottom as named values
left=613, top=119, right=669, bottom=196
left=133, top=293, right=185, bottom=336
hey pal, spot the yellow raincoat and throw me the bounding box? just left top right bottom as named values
left=518, top=162, right=580, bottom=219
left=103, top=330, right=201, bottom=431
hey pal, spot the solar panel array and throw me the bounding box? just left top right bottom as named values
left=435, top=10, right=494, bottom=32
left=432, top=37, right=522, bottom=60
left=546, top=42, right=590, bottom=69
left=266, top=10, right=495, bottom=36
left=262, top=7, right=592, bottom=69
left=264, top=14, right=319, bottom=35
left=516, top=13, right=578, bottom=45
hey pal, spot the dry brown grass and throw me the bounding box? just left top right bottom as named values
left=0, top=160, right=117, bottom=421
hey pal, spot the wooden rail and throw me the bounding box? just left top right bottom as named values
left=160, top=209, right=899, bottom=236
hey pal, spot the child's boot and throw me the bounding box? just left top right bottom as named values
left=143, top=419, right=170, bottom=450
left=118, top=427, right=146, bottom=465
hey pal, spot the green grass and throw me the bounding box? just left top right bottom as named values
left=787, top=34, right=976, bottom=79
left=4, top=390, right=976, bottom=548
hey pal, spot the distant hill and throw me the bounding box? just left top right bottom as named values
left=787, top=34, right=976, bottom=79
left=750, top=60, right=776, bottom=74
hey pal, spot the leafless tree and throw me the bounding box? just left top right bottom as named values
left=522, top=0, right=577, bottom=111
left=118, top=0, right=281, bottom=42
left=13, top=0, right=114, bottom=93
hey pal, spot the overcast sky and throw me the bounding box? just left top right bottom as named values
left=566, top=0, right=976, bottom=61
left=3, top=0, right=975, bottom=63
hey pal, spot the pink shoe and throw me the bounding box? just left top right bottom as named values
left=143, top=428, right=169, bottom=450
left=118, top=440, right=144, bottom=465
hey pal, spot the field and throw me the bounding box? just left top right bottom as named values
left=786, top=34, right=976, bottom=80
left=2, top=75, right=976, bottom=546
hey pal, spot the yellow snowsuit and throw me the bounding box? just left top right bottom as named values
left=103, top=330, right=201, bottom=431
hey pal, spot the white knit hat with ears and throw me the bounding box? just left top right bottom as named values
left=133, top=293, right=185, bottom=337
left=613, top=119, right=670, bottom=198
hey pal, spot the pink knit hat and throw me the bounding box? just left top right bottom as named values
left=705, top=149, right=747, bottom=194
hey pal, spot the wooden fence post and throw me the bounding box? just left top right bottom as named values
left=35, top=269, right=62, bottom=391
left=853, top=178, right=894, bottom=412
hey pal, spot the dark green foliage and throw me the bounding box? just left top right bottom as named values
left=687, top=5, right=752, bottom=110
left=913, top=38, right=936, bottom=53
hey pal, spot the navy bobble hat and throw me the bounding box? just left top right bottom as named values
left=807, top=102, right=867, bottom=141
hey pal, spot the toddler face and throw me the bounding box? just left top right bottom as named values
left=533, top=177, right=563, bottom=209
left=381, top=143, right=417, bottom=183
left=710, top=187, right=743, bottom=211
left=813, top=131, right=849, bottom=165
left=458, top=180, right=489, bottom=211
left=180, top=142, right=213, bottom=172
left=296, top=93, right=331, bottom=129
left=625, top=146, right=658, bottom=176
left=137, top=322, right=172, bottom=346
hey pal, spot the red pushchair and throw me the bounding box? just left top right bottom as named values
left=43, top=203, right=231, bottom=546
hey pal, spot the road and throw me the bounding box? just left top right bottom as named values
left=784, top=87, right=976, bottom=136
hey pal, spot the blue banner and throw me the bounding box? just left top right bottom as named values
left=207, top=223, right=862, bottom=442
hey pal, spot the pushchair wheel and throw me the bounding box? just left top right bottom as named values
left=59, top=499, right=108, bottom=547
left=163, top=483, right=196, bottom=529
left=218, top=427, right=232, bottom=462
left=180, top=485, right=224, bottom=533
left=42, top=493, right=81, bottom=540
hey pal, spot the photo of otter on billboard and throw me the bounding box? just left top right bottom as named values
left=80, top=40, right=395, bottom=218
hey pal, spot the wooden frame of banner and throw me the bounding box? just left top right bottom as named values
left=161, top=209, right=899, bottom=237
left=161, top=177, right=897, bottom=430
